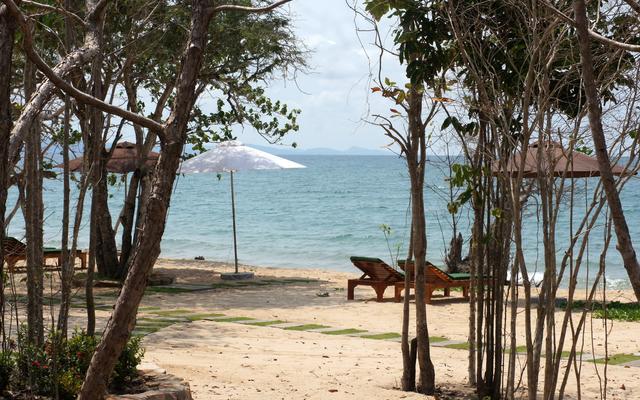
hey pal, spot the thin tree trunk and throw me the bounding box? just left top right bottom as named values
left=57, top=94, right=72, bottom=337
left=117, top=170, right=140, bottom=278
left=406, top=89, right=435, bottom=395
left=401, top=223, right=415, bottom=390
left=573, top=0, right=640, bottom=302
left=23, top=58, right=44, bottom=346
left=0, top=5, right=16, bottom=350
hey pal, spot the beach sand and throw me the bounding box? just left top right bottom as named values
left=133, top=259, right=640, bottom=400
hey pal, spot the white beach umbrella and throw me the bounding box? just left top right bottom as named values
left=180, top=141, right=305, bottom=277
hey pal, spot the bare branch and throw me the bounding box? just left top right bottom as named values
left=624, top=0, right=640, bottom=14
left=21, top=0, right=86, bottom=27
left=208, top=0, right=291, bottom=15
left=540, top=0, right=640, bottom=52
left=3, top=0, right=166, bottom=137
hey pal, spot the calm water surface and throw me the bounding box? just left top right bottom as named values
left=7, top=155, right=640, bottom=288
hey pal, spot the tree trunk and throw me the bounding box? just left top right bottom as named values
left=57, top=95, right=73, bottom=337
left=78, top=2, right=212, bottom=396
left=573, top=0, right=640, bottom=302
left=92, top=169, right=119, bottom=278
left=401, top=223, right=415, bottom=390
left=406, top=89, right=435, bottom=395
left=23, top=58, right=44, bottom=346
left=117, top=170, right=140, bottom=278
left=0, top=5, right=16, bottom=350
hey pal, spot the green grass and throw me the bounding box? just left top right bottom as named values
left=283, top=324, right=329, bottom=331
left=246, top=320, right=287, bottom=327
left=594, top=353, right=640, bottom=365
left=185, top=313, right=226, bottom=321
left=322, top=328, right=367, bottom=335
left=558, top=300, right=640, bottom=322
left=361, top=332, right=401, bottom=340
left=429, top=336, right=448, bottom=343
left=139, top=306, right=162, bottom=311
left=212, top=317, right=255, bottom=322
left=151, top=309, right=195, bottom=317
left=135, top=322, right=175, bottom=330
left=444, top=342, right=470, bottom=350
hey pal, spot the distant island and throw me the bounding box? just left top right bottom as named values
left=247, top=143, right=395, bottom=156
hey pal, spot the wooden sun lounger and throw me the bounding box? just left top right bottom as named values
left=347, top=256, right=404, bottom=302
left=3, top=237, right=87, bottom=272
left=395, top=260, right=470, bottom=304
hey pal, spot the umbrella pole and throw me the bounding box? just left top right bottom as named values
left=230, top=171, right=239, bottom=274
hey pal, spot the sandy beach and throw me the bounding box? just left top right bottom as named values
left=99, top=258, right=640, bottom=400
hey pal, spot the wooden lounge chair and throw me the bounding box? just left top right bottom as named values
left=395, top=260, right=470, bottom=304
left=3, top=237, right=87, bottom=272
left=347, top=256, right=404, bottom=302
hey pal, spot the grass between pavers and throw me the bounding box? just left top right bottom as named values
left=594, top=353, right=640, bottom=365
left=557, top=300, right=640, bottom=322
left=212, top=317, right=255, bottom=322
left=185, top=313, right=226, bottom=321
left=283, top=324, right=329, bottom=331
left=444, top=342, right=470, bottom=350
left=361, top=332, right=401, bottom=340
left=322, top=328, right=367, bottom=335
left=139, top=306, right=162, bottom=311
left=151, top=309, right=196, bottom=317
left=246, top=320, right=286, bottom=327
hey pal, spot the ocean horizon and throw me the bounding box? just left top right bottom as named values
left=7, top=154, right=639, bottom=289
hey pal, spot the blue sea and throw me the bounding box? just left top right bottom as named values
left=6, top=155, right=640, bottom=288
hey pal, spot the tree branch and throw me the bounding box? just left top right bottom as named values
left=624, top=0, right=640, bottom=14
left=540, top=0, right=640, bottom=52
left=21, top=0, right=86, bottom=27
left=3, top=0, right=166, bottom=137
left=208, top=0, right=292, bottom=16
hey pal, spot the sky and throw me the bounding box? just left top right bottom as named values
left=205, top=0, right=409, bottom=152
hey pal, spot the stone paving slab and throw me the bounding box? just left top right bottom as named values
left=621, top=359, right=640, bottom=368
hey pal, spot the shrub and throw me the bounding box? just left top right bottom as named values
left=0, top=352, right=14, bottom=392
left=111, top=335, right=144, bottom=391
left=7, top=329, right=144, bottom=398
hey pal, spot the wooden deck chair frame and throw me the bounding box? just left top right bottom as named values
left=347, top=256, right=404, bottom=302
left=395, top=260, right=470, bottom=304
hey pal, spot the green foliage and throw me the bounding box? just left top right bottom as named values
left=8, top=329, right=143, bottom=398
left=186, top=87, right=301, bottom=156
left=558, top=300, right=640, bottom=322
left=0, top=352, right=13, bottom=392
left=111, top=336, right=144, bottom=391
left=102, top=0, right=305, bottom=155
left=446, top=164, right=477, bottom=214
left=366, top=0, right=636, bottom=120
left=365, top=0, right=454, bottom=88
